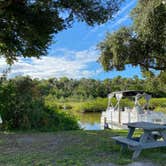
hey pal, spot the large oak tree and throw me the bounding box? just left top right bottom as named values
left=0, top=0, right=122, bottom=64
left=98, top=0, right=166, bottom=71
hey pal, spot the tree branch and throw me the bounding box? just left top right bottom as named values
left=140, top=63, right=166, bottom=71
left=153, top=55, right=166, bottom=63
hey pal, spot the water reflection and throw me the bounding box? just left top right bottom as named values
left=76, top=112, right=102, bottom=130
left=79, top=121, right=101, bottom=130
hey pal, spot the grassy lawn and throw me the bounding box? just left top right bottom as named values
left=0, top=130, right=166, bottom=166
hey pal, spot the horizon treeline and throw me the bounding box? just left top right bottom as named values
left=2, top=71, right=166, bottom=99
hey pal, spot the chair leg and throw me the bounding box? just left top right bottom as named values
left=132, top=149, right=142, bottom=160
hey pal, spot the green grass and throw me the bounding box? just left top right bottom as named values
left=50, top=97, right=166, bottom=114
left=0, top=130, right=166, bottom=166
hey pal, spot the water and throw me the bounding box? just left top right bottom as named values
left=76, top=112, right=102, bottom=130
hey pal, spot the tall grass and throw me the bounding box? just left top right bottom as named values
left=49, top=97, right=166, bottom=114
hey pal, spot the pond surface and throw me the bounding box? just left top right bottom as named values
left=76, top=112, right=102, bottom=130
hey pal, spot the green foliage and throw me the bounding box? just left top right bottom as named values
left=0, top=0, right=122, bottom=64
left=79, top=98, right=108, bottom=112
left=74, top=98, right=133, bottom=112
left=98, top=0, right=166, bottom=71
left=0, top=68, right=10, bottom=84
left=149, top=98, right=166, bottom=111
left=0, top=76, right=79, bottom=131
left=98, top=27, right=132, bottom=71
left=40, top=75, right=166, bottom=98
left=70, top=97, right=166, bottom=113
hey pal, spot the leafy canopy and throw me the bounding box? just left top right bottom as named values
left=98, top=0, right=166, bottom=71
left=0, top=0, right=122, bottom=64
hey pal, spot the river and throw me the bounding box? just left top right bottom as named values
left=76, top=112, right=102, bottom=130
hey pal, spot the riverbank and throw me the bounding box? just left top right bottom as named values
left=49, top=98, right=166, bottom=114
left=0, top=130, right=165, bottom=166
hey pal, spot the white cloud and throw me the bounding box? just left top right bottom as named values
left=0, top=47, right=101, bottom=79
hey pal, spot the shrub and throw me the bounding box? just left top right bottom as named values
left=0, top=77, right=79, bottom=131
left=150, top=98, right=166, bottom=108
left=79, top=98, right=107, bottom=112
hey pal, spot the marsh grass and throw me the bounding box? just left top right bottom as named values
left=53, top=98, right=166, bottom=114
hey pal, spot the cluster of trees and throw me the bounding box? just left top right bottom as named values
left=39, top=74, right=166, bottom=100
left=0, top=76, right=79, bottom=131
left=0, top=0, right=121, bottom=64
left=98, top=0, right=166, bottom=71
left=2, top=72, right=165, bottom=102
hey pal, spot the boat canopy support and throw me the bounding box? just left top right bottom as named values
left=107, top=90, right=151, bottom=111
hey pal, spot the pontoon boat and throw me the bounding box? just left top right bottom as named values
left=101, top=90, right=166, bottom=129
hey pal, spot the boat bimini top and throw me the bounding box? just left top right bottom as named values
left=107, top=90, right=151, bottom=111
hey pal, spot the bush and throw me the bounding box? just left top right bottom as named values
left=150, top=98, right=166, bottom=108
left=0, top=77, right=79, bottom=131
left=79, top=98, right=107, bottom=112
left=33, top=106, right=79, bottom=131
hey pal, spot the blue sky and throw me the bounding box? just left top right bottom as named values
left=0, top=0, right=142, bottom=80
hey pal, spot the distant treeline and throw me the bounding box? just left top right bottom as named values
left=27, top=71, right=166, bottom=99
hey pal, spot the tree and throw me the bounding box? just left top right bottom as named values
left=0, top=68, right=10, bottom=84
left=98, top=0, right=166, bottom=71
left=0, top=0, right=122, bottom=64
left=0, top=76, right=79, bottom=130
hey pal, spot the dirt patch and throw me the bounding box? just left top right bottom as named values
left=0, top=132, right=84, bottom=154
